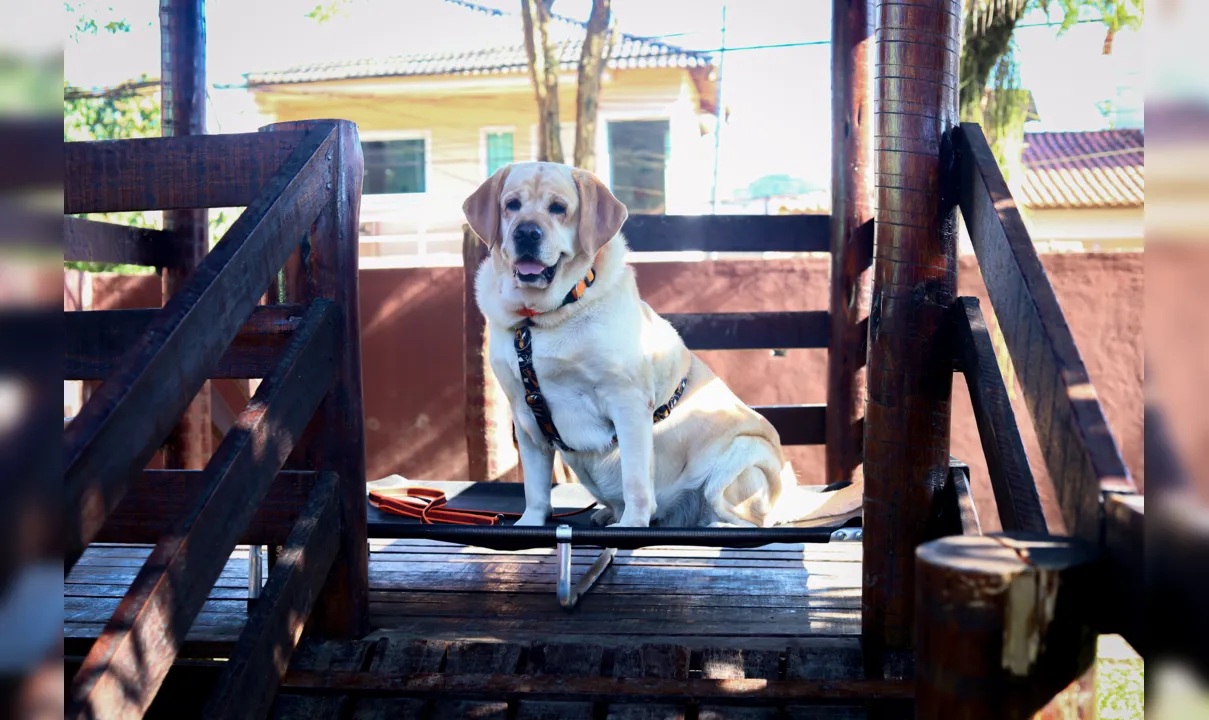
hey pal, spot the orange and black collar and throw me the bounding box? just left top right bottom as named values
left=516, top=268, right=596, bottom=321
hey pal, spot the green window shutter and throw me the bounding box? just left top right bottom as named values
left=486, top=131, right=514, bottom=176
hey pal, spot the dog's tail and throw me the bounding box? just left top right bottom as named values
left=766, top=462, right=864, bottom=528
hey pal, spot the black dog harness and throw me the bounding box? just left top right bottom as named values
left=513, top=268, right=689, bottom=453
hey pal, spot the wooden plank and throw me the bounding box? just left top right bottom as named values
left=96, top=469, right=315, bottom=546
left=916, top=534, right=1098, bottom=719
left=863, top=0, right=962, bottom=664
left=279, top=670, right=911, bottom=703
left=1102, top=493, right=1143, bottom=658
left=65, top=305, right=305, bottom=381
left=436, top=641, right=524, bottom=719
left=261, top=119, right=370, bottom=638
left=621, top=214, right=830, bottom=253
left=63, top=217, right=172, bottom=266
left=463, top=225, right=519, bottom=482
left=956, top=123, right=1135, bottom=540
left=270, top=640, right=374, bottom=720
left=518, top=644, right=603, bottom=719
left=160, top=0, right=212, bottom=472
left=65, top=300, right=339, bottom=720
left=63, top=123, right=335, bottom=572
left=827, top=0, right=875, bottom=488
left=64, top=130, right=310, bottom=214
left=753, top=404, right=826, bottom=445
left=663, top=311, right=830, bottom=350
left=204, top=471, right=342, bottom=720
left=934, top=465, right=981, bottom=537
left=953, top=297, right=1046, bottom=533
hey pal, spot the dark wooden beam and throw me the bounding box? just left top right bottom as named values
left=65, top=304, right=304, bottom=381
left=64, top=130, right=309, bottom=214
left=863, top=0, right=962, bottom=663
left=916, top=533, right=1099, bottom=719
left=66, top=300, right=339, bottom=720
left=931, top=461, right=981, bottom=538
left=463, top=226, right=518, bottom=483
left=63, top=124, right=335, bottom=572
left=953, top=297, right=1047, bottom=534
left=63, top=217, right=172, bottom=267
left=752, top=404, right=826, bottom=446
left=160, top=0, right=212, bottom=472
left=203, top=471, right=341, bottom=720
left=827, top=0, right=875, bottom=489
left=260, top=119, right=369, bottom=639
left=279, top=670, right=912, bottom=704
left=1103, top=492, right=1143, bottom=657
left=664, top=311, right=830, bottom=350
left=621, top=214, right=830, bottom=253
left=95, top=469, right=317, bottom=546
left=956, top=123, right=1135, bottom=541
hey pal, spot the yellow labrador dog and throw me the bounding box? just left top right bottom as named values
left=464, top=162, right=861, bottom=528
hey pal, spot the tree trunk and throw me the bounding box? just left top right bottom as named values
left=573, top=0, right=613, bottom=171
left=522, top=0, right=563, bottom=163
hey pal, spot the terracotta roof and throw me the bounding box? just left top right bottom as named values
left=244, top=37, right=711, bottom=86
left=1019, top=129, right=1144, bottom=210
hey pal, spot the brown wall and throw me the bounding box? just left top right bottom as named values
left=75, top=252, right=1143, bottom=531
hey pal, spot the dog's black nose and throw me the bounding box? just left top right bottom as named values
left=513, top=222, right=543, bottom=244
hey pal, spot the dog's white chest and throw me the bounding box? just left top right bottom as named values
left=489, top=324, right=621, bottom=453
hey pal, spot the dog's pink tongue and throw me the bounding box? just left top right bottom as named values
left=515, top=259, right=546, bottom=275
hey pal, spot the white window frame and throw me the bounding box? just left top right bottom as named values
left=599, top=112, right=673, bottom=207
left=480, top=125, right=517, bottom=178
left=359, top=129, right=432, bottom=197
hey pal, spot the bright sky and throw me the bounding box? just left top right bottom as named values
left=64, top=0, right=1143, bottom=195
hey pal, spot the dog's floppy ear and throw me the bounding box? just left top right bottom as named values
left=463, top=165, right=511, bottom=249
left=573, top=169, right=628, bottom=258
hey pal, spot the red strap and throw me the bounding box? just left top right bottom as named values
left=369, top=487, right=596, bottom=526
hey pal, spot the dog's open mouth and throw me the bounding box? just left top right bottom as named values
left=514, top=257, right=557, bottom=284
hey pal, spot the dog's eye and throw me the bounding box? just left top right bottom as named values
left=505, top=198, right=521, bottom=212
left=549, top=202, right=567, bottom=215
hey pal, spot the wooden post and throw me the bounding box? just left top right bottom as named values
left=826, top=0, right=875, bottom=488
left=463, top=226, right=520, bottom=482
left=260, top=119, right=368, bottom=637
left=862, top=0, right=962, bottom=667
left=160, top=0, right=211, bottom=470
left=915, top=534, right=1099, bottom=719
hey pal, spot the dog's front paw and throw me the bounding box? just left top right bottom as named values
left=513, top=510, right=549, bottom=527
left=608, top=512, right=652, bottom=528
left=591, top=507, right=618, bottom=526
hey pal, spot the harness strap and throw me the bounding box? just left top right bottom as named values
left=512, top=267, right=690, bottom=453
left=368, top=486, right=596, bottom=525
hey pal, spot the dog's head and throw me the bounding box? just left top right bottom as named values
left=462, top=162, right=628, bottom=290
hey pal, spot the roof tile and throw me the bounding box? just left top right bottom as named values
left=1019, top=129, right=1144, bottom=209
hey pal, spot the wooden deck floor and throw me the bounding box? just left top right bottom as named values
left=67, top=537, right=879, bottom=717
left=66, top=538, right=861, bottom=649
left=66, top=541, right=899, bottom=715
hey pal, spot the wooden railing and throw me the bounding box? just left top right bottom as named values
left=914, top=123, right=1143, bottom=718
left=462, top=212, right=858, bottom=481
left=63, top=119, right=368, bottom=720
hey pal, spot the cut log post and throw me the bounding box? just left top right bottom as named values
left=915, top=534, right=1099, bottom=719
left=862, top=0, right=962, bottom=666
left=463, top=226, right=519, bottom=483
left=160, top=0, right=212, bottom=472
left=827, top=0, right=874, bottom=488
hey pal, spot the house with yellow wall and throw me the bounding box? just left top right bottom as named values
left=1014, top=129, right=1144, bottom=252
left=244, top=7, right=717, bottom=267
